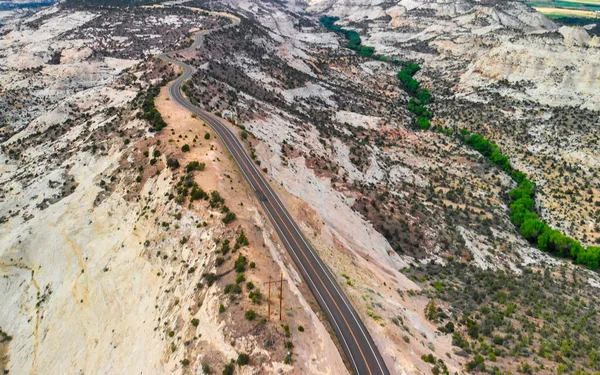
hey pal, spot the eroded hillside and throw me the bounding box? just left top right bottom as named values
left=0, top=4, right=347, bottom=374
left=171, top=0, right=600, bottom=372
left=2, top=0, right=600, bottom=374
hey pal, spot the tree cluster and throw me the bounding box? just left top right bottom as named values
left=320, top=16, right=380, bottom=59
left=138, top=85, right=167, bottom=131
left=320, top=16, right=433, bottom=130
left=461, top=130, right=600, bottom=269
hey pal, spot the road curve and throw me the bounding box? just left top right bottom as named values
left=159, top=12, right=390, bottom=375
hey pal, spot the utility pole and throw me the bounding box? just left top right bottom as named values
left=265, top=273, right=287, bottom=321
left=267, top=276, right=271, bottom=321
left=279, top=272, right=283, bottom=321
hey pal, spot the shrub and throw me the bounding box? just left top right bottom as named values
left=181, top=144, right=190, bottom=152
left=191, top=318, right=199, bottom=327
left=223, top=362, right=235, bottom=375
left=140, top=85, right=167, bottom=131
left=236, top=353, right=249, bottom=366
left=234, top=255, right=247, bottom=273
left=204, top=133, right=211, bottom=140
left=236, top=231, right=249, bottom=247
left=424, top=299, right=439, bottom=323
left=166, top=158, right=180, bottom=169
left=224, top=284, right=242, bottom=295
left=444, top=321, right=454, bottom=333
left=298, top=326, right=304, bottom=332
left=222, top=212, right=237, bottom=224
left=221, top=240, right=231, bottom=255
left=249, top=289, right=262, bottom=304
left=210, top=191, right=224, bottom=208
left=466, top=355, right=485, bottom=372
left=186, top=161, right=205, bottom=172
left=245, top=310, right=256, bottom=321
left=202, top=273, right=219, bottom=287
left=416, top=116, right=431, bottom=130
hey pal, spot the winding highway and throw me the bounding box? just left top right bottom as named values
left=160, top=12, right=390, bottom=375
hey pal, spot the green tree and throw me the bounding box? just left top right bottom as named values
left=520, top=219, right=547, bottom=242
left=359, top=45, right=375, bottom=57
left=236, top=353, right=249, bottom=366
left=417, top=116, right=430, bottom=130
left=223, top=361, right=235, bottom=375
left=466, top=354, right=485, bottom=372
left=416, top=89, right=431, bottom=105
left=245, top=310, right=256, bottom=321
left=424, top=299, right=439, bottom=323
left=576, top=246, right=600, bottom=268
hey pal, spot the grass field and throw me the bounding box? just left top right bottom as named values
left=560, top=0, right=600, bottom=5
left=555, top=0, right=600, bottom=10
left=523, top=0, right=600, bottom=18
left=535, top=6, right=599, bottom=18
left=525, top=0, right=555, bottom=6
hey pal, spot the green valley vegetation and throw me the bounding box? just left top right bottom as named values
left=65, top=0, right=163, bottom=7
left=321, top=15, right=599, bottom=270
left=398, top=63, right=433, bottom=130
left=320, top=16, right=407, bottom=61
left=320, top=16, right=432, bottom=130
left=320, top=16, right=378, bottom=58
left=137, top=84, right=167, bottom=131
left=459, top=130, right=600, bottom=269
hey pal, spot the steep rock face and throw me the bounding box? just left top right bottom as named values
left=1, top=149, right=168, bottom=374
left=461, top=32, right=600, bottom=108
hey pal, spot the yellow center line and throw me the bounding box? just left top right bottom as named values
left=218, top=125, right=375, bottom=375
left=168, top=69, right=380, bottom=374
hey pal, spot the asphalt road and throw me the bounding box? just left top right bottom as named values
left=159, top=14, right=390, bottom=375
